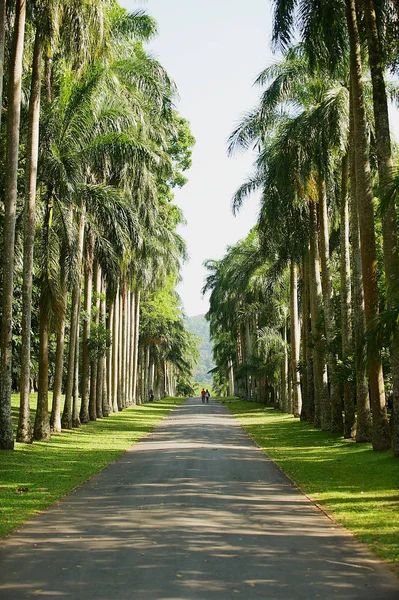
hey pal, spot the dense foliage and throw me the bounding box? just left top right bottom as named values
left=206, top=0, right=399, bottom=456
left=0, top=0, right=198, bottom=449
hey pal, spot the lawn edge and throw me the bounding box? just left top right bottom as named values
left=2, top=398, right=186, bottom=539
left=219, top=399, right=399, bottom=578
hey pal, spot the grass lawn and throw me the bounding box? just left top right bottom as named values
left=0, top=394, right=186, bottom=537
left=220, top=399, right=399, bottom=574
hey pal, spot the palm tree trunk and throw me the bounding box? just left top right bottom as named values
left=101, top=278, right=109, bottom=417
left=346, top=0, right=391, bottom=450
left=0, top=0, right=27, bottom=450
left=50, top=285, right=67, bottom=433
left=228, top=358, right=235, bottom=396
left=80, top=231, right=94, bottom=423
left=164, top=362, right=169, bottom=398
left=146, top=345, right=151, bottom=402
left=308, top=200, right=329, bottom=429
left=150, top=360, right=155, bottom=393
left=61, top=208, right=85, bottom=429
left=125, top=289, right=131, bottom=405
left=112, top=287, right=120, bottom=412
left=304, top=257, right=315, bottom=425
left=89, top=260, right=100, bottom=420
left=17, top=31, right=43, bottom=443
left=123, top=289, right=129, bottom=405
left=287, top=362, right=292, bottom=413
left=107, top=294, right=114, bottom=414
left=362, top=0, right=399, bottom=456
left=44, top=55, right=52, bottom=103
left=96, top=354, right=104, bottom=419
left=318, top=177, right=342, bottom=432
left=120, top=281, right=127, bottom=408
left=72, top=313, right=81, bottom=428
left=33, top=195, right=52, bottom=439
left=0, top=0, right=7, bottom=133
left=301, top=255, right=311, bottom=422
left=33, top=298, right=51, bottom=441
left=170, top=364, right=174, bottom=397
left=125, top=287, right=130, bottom=404
left=290, top=261, right=302, bottom=417
left=340, top=153, right=356, bottom=438
left=128, top=290, right=135, bottom=405
left=349, top=102, right=373, bottom=443
left=117, top=289, right=123, bottom=410
left=132, top=290, right=141, bottom=404
left=280, top=313, right=288, bottom=413
left=139, top=345, right=145, bottom=403
left=95, top=271, right=104, bottom=419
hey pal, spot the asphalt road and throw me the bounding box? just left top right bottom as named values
left=0, top=398, right=398, bottom=599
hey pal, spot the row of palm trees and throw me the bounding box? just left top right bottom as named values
left=205, top=0, right=399, bottom=456
left=0, top=1, right=197, bottom=450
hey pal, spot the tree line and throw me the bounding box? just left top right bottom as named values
left=205, top=0, right=399, bottom=456
left=0, top=0, right=198, bottom=450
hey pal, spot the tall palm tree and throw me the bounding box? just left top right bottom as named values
left=0, top=0, right=26, bottom=449
left=18, top=0, right=107, bottom=443
left=362, top=0, right=399, bottom=455
left=340, top=152, right=356, bottom=438
left=346, top=0, right=390, bottom=449
left=270, top=0, right=391, bottom=450
left=18, top=27, right=43, bottom=443
left=230, top=48, right=351, bottom=429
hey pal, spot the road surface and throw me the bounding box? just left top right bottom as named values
left=0, top=398, right=398, bottom=599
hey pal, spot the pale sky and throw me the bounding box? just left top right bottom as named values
left=120, top=0, right=399, bottom=317
left=120, top=0, right=273, bottom=316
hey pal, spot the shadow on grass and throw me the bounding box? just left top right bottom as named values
left=222, top=400, right=399, bottom=568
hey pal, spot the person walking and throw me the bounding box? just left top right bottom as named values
left=205, top=389, right=210, bottom=403
left=201, top=388, right=206, bottom=403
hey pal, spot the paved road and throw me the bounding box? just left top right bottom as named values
left=0, top=398, right=398, bottom=599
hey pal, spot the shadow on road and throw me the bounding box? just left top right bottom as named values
left=0, top=398, right=397, bottom=600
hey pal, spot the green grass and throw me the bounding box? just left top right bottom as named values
left=0, top=394, right=186, bottom=537
left=220, top=399, right=399, bottom=573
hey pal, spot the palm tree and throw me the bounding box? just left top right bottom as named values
left=80, top=230, right=95, bottom=423
left=230, top=49, right=352, bottom=429
left=346, top=0, right=390, bottom=449
left=61, top=208, right=85, bottom=430
left=17, top=28, right=43, bottom=443
left=270, top=0, right=391, bottom=450
left=290, top=261, right=302, bottom=417
left=340, top=152, right=356, bottom=438
left=361, top=0, right=399, bottom=455
left=18, top=0, right=108, bottom=442
left=0, top=0, right=26, bottom=450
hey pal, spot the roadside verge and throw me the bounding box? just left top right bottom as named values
left=220, top=398, right=399, bottom=575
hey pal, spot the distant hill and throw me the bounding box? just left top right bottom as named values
left=185, top=314, right=214, bottom=384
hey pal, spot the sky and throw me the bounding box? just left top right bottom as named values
left=119, top=0, right=274, bottom=316
left=120, top=0, right=399, bottom=317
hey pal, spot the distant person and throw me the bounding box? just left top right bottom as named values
left=201, top=388, right=206, bottom=403
left=205, top=389, right=210, bottom=403
left=149, top=389, right=154, bottom=402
